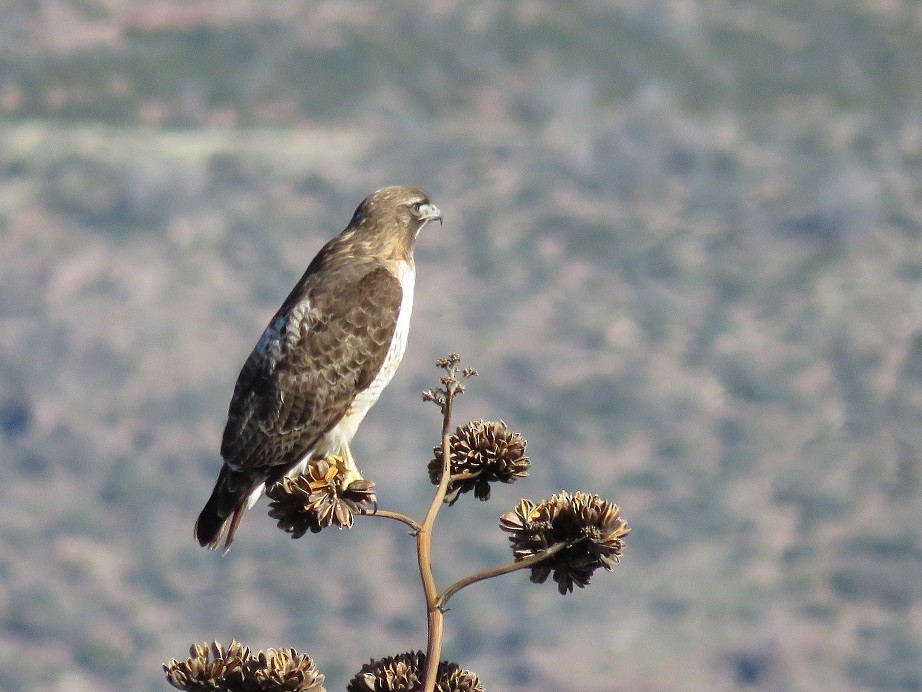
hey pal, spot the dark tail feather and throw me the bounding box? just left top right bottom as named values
left=194, top=466, right=257, bottom=552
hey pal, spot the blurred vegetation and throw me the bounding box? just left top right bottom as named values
left=0, top=0, right=920, bottom=689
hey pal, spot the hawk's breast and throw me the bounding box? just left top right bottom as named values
left=323, top=259, right=415, bottom=449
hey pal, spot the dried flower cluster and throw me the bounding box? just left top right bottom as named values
left=346, top=651, right=483, bottom=692
left=267, top=456, right=376, bottom=538
left=429, top=420, right=530, bottom=504
left=165, top=641, right=325, bottom=692
left=500, top=491, right=630, bottom=594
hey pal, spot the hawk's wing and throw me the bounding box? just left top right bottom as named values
left=220, top=259, right=404, bottom=480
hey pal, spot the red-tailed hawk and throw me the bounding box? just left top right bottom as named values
left=195, top=186, right=442, bottom=550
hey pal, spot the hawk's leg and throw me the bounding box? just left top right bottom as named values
left=338, top=441, right=366, bottom=489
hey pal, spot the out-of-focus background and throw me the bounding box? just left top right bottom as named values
left=1, top=1, right=920, bottom=690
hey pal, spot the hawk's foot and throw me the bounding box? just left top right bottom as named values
left=333, top=442, right=366, bottom=489
left=267, top=455, right=376, bottom=536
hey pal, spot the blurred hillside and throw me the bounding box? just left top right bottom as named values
left=1, top=1, right=921, bottom=690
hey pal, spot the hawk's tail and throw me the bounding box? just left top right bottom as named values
left=194, top=466, right=260, bottom=552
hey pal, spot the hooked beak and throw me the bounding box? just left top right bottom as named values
left=418, top=202, right=443, bottom=226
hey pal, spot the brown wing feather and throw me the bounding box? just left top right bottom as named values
left=221, top=258, right=404, bottom=479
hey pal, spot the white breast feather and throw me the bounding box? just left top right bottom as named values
left=327, top=260, right=415, bottom=448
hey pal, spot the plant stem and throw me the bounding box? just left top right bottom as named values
left=419, top=376, right=457, bottom=692
left=435, top=542, right=569, bottom=610
left=448, top=470, right=479, bottom=481
left=358, top=508, right=421, bottom=533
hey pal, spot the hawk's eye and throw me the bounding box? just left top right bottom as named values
left=411, top=201, right=424, bottom=213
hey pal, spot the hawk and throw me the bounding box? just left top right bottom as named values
left=195, top=185, right=442, bottom=550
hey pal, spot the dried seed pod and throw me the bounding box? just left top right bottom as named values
left=500, top=491, right=629, bottom=594
left=165, top=641, right=324, bottom=692
left=429, top=420, right=530, bottom=504
left=346, top=651, right=483, bottom=692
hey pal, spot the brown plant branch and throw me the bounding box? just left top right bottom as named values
left=434, top=541, right=573, bottom=611
left=420, top=366, right=455, bottom=691
left=417, top=354, right=473, bottom=692
left=358, top=507, right=422, bottom=533
left=446, top=470, right=479, bottom=482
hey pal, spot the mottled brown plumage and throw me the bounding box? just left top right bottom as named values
left=195, top=186, right=442, bottom=550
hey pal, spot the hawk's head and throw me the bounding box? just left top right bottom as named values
left=347, top=186, right=442, bottom=259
